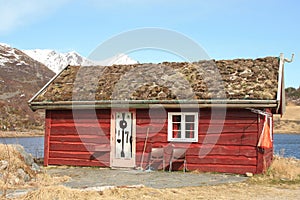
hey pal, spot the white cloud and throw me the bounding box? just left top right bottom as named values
left=0, top=0, right=70, bottom=34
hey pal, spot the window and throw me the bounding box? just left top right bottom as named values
left=168, top=112, right=198, bottom=142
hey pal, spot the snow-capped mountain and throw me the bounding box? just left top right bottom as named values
left=23, top=49, right=95, bottom=73
left=23, top=49, right=138, bottom=74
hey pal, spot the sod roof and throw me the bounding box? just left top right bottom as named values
left=31, top=56, right=280, bottom=103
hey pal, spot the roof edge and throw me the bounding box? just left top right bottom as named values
left=29, top=99, right=279, bottom=111
left=28, top=65, right=70, bottom=104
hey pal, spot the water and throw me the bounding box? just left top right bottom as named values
left=273, top=134, right=300, bottom=159
left=0, top=137, right=44, bottom=158
left=0, top=134, right=299, bottom=159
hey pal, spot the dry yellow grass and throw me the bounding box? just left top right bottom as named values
left=0, top=144, right=36, bottom=193
left=267, top=156, right=300, bottom=180
left=0, top=144, right=30, bottom=174
left=19, top=185, right=102, bottom=200
left=278, top=106, right=300, bottom=121
left=16, top=156, right=300, bottom=200
left=274, top=106, right=300, bottom=133
left=0, top=144, right=36, bottom=197
left=16, top=182, right=300, bottom=200
left=0, top=144, right=69, bottom=198
left=249, top=156, right=300, bottom=184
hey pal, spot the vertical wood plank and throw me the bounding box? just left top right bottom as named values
left=44, top=110, right=51, bottom=166
left=256, top=114, right=262, bottom=173
left=110, top=112, right=115, bottom=167
left=131, top=109, right=137, bottom=167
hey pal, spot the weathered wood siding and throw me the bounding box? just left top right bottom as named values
left=45, top=109, right=111, bottom=167
left=136, top=108, right=267, bottom=174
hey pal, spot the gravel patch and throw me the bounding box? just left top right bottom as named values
left=46, top=167, right=248, bottom=189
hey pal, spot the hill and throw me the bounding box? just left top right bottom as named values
left=286, top=86, right=300, bottom=105
left=0, top=44, right=55, bottom=132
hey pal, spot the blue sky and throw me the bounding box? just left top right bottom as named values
left=0, top=0, right=299, bottom=87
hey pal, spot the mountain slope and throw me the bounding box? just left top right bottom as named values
left=0, top=44, right=55, bottom=131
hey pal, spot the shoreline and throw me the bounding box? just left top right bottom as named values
left=274, top=132, right=300, bottom=134
left=0, top=131, right=44, bottom=138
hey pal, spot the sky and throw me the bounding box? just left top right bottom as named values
left=0, top=0, right=299, bottom=87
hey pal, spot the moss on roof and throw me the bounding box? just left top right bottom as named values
left=32, top=57, right=279, bottom=102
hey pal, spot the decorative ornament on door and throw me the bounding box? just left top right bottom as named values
left=115, top=112, right=132, bottom=159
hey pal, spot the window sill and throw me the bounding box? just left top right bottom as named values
left=168, top=139, right=198, bottom=143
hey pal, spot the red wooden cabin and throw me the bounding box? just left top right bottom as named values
left=29, top=54, right=287, bottom=174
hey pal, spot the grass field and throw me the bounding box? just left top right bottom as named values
left=275, top=106, right=300, bottom=121
left=274, top=106, right=300, bottom=133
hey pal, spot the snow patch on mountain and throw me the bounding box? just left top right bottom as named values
left=95, top=53, right=138, bottom=66
left=0, top=43, right=11, bottom=48
left=0, top=44, right=28, bottom=66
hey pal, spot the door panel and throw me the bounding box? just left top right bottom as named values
left=111, top=111, right=136, bottom=168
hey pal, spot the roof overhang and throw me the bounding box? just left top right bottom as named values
left=29, top=99, right=279, bottom=111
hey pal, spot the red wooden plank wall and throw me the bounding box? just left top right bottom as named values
left=136, top=108, right=260, bottom=174
left=46, top=109, right=111, bottom=167
left=45, top=107, right=273, bottom=174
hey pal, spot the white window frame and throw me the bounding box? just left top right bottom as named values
left=168, top=112, right=198, bottom=142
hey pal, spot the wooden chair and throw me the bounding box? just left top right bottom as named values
left=147, top=147, right=165, bottom=171
left=169, top=148, right=187, bottom=172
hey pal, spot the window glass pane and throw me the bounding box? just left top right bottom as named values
left=185, top=130, right=194, bottom=138
left=172, top=115, right=181, bottom=139
left=185, top=123, right=194, bottom=131
left=173, top=130, right=181, bottom=138
left=172, top=123, right=181, bottom=131
left=172, top=115, right=181, bottom=122
left=185, top=115, right=195, bottom=122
